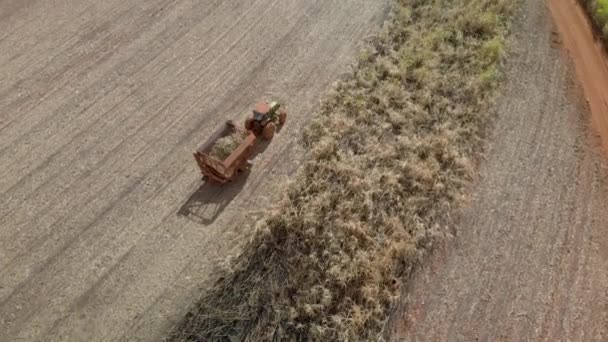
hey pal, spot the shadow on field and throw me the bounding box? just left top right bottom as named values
left=177, top=137, right=273, bottom=225
left=177, top=172, right=249, bottom=225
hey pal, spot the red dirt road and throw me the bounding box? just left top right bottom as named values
left=0, top=1, right=388, bottom=340
left=548, top=0, right=608, bottom=156
left=390, top=0, right=608, bottom=340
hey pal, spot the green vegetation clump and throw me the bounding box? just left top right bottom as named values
left=582, top=0, right=608, bottom=40
left=167, top=0, right=518, bottom=340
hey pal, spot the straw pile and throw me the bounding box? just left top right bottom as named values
left=209, top=131, right=247, bottom=161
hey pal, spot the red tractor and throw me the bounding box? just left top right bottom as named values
left=193, top=101, right=287, bottom=183
left=245, top=101, right=287, bottom=140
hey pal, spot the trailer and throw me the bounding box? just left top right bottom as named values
left=193, top=121, right=256, bottom=183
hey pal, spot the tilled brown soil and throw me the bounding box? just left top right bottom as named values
left=390, top=0, right=608, bottom=340
left=0, top=1, right=388, bottom=340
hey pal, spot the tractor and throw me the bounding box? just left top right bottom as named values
left=245, top=101, right=287, bottom=140
left=193, top=101, right=287, bottom=183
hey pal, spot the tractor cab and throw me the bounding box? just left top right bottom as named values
left=245, top=101, right=287, bottom=140
left=253, top=112, right=265, bottom=122
left=252, top=102, right=275, bottom=122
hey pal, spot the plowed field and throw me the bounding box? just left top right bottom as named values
left=0, top=1, right=388, bottom=340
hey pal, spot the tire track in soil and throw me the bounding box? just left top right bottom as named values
left=0, top=0, right=176, bottom=156
left=0, top=1, right=227, bottom=208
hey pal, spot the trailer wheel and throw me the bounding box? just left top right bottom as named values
left=263, top=122, right=276, bottom=140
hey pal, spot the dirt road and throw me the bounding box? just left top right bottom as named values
left=549, top=0, right=608, bottom=156
left=390, top=0, right=608, bottom=340
left=0, top=1, right=388, bottom=340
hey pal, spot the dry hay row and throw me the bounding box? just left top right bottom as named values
left=166, top=0, right=518, bottom=340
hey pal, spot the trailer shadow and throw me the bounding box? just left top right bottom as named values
left=177, top=136, right=275, bottom=225
left=177, top=171, right=249, bottom=225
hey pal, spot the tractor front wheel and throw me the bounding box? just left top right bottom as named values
left=262, top=122, right=276, bottom=140
left=278, top=111, right=287, bottom=125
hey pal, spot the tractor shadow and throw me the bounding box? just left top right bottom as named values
left=177, top=136, right=274, bottom=225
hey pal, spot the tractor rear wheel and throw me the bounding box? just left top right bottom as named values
left=262, top=122, right=276, bottom=140
left=278, top=111, right=287, bottom=125
left=245, top=117, right=255, bottom=131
